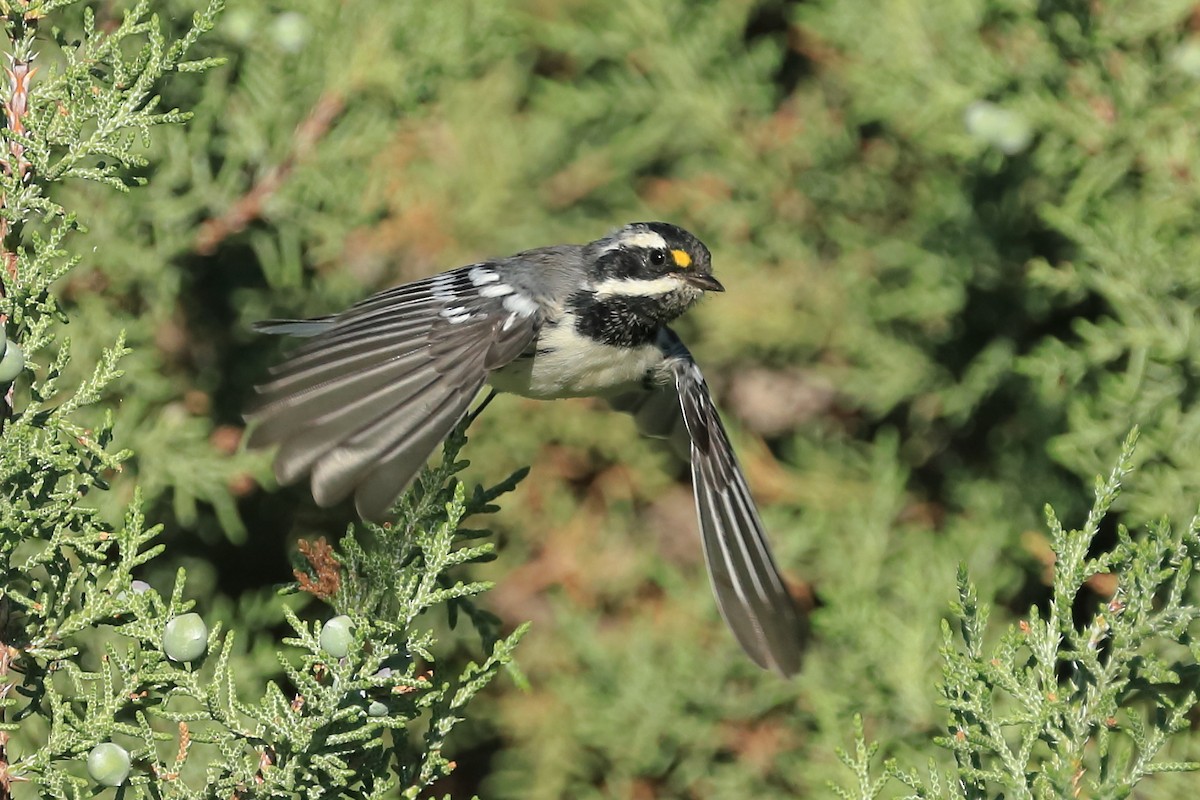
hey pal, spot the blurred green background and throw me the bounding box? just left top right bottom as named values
left=61, top=0, right=1200, bottom=796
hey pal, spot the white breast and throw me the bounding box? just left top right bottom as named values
left=488, top=311, right=665, bottom=400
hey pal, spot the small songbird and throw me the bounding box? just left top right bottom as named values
left=248, top=222, right=805, bottom=675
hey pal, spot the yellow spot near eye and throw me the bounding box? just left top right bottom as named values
left=671, top=249, right=692, bottom=269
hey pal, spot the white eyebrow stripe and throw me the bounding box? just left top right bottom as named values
left=592, top=275, right=683, bottom=298
left=601, top=230, right=669, bottom=252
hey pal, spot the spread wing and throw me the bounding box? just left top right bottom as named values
left=247, top=265, right=539, bottom=520
left=609, top=333, right=806, bottom=676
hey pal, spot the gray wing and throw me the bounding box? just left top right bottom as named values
left=610, top=333, right=805, bottom=676
left=247, top=265, right=539, bottom=520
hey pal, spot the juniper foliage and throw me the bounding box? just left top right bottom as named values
left=0, top=2, right=522, bottom=797
left=835, top=432, right=1200, bottom=799
left=5, top=0, right=1200, bottom=798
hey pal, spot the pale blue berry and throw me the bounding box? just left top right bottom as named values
left=163, top=613, right=208, bottom=663
left=0, top=341, right=24, bottom=383
left=87, top=742, right=131, bottom=787
left=319, top=615, right=354, bottom=658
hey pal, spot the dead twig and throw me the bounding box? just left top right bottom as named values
left=194, top=92, right=344, bottom=255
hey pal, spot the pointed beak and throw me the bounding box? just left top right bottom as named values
left=684, top=272, right=725, bottom=293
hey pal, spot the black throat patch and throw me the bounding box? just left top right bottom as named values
left=568, top=289, right=687, bottom=348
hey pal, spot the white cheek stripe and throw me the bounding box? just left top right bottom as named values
left=592, top=275, right=683, bottom=299
left=601, top=230, right=669, bottom=252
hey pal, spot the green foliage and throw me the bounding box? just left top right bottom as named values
left=7, top=421, right=525, bottom=797
left=834, top=431, right=1200, bottom=799
left=1, top=1, right=523, bottom=797
left=5, top=0, right=1200, bottom=798
left=790, top=0, right=1200, bottom=525
left=0, top=0, right=222, bottom=545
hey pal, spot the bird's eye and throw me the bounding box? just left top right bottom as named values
left=649, top=250, right=667, bottom=266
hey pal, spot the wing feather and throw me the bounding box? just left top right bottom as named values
left=609, top=332, right=805, bottom=676
left=269, top=362, right=443, bottom=485
left=350, top=369, right=488, bottom=519
left=309, top=341, right=488, bottom=505
left=671, top=354, right=805, bottom=676
left=262, top=320, right=433, bottom=382
left=250, top=347, right=433, bottom=448
left=248, top=265, right=539, bottom=520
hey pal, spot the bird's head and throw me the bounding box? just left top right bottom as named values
left=585, top=222, right=723, bottom=320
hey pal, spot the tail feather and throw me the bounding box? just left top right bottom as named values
left=253, top=318, right=336, bottom=337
